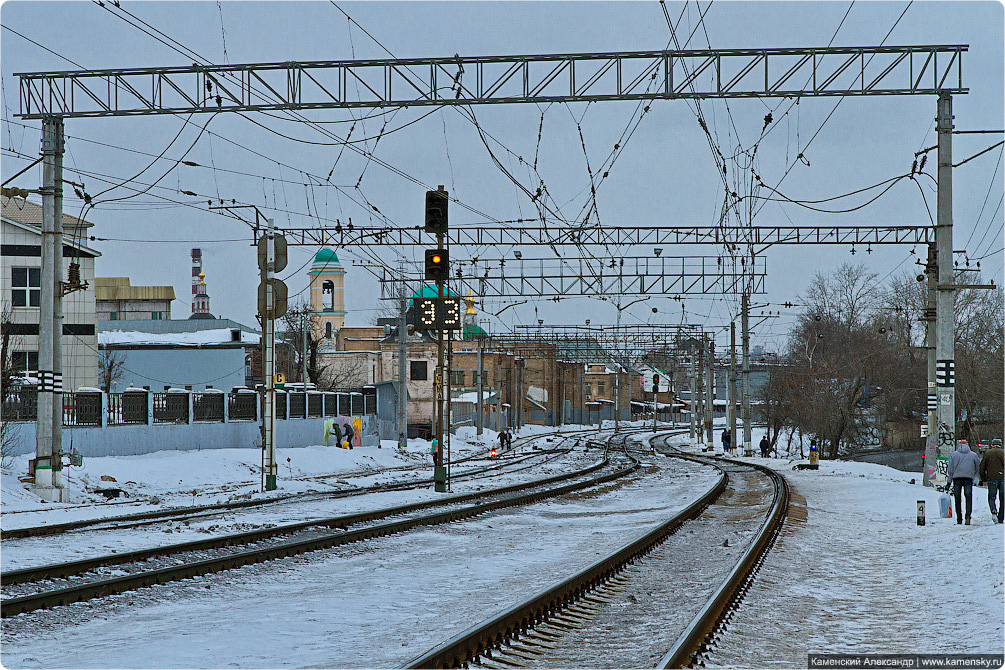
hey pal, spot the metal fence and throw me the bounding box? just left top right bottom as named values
left=289, top=392, right=307, bottom=419
left=153, top=392, right=189, bottom=424
left=307, top=392, right=323, bottom=418
left=4, top=386, right=380, bottom=428
left=228, top=392, right=257, bottom=421
left=63, top=391, right=102, bottom=426
left=193, top=392, right=225, bottom=422
left=108, top=391, right=150, bottom=425
left=2, top=386, right=37, bottom=421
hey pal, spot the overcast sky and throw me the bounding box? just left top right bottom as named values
left=2, top=1, right=1002, bottom=353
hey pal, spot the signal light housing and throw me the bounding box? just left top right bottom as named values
left=425, top=248, right=449, bottom=281
left=425, top=190, right=448, bottom=234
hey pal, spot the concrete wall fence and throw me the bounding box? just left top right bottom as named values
left=3, top=387, right=378, bottom=458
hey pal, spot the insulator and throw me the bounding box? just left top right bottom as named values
left=68, top=262, right=81, bottom=285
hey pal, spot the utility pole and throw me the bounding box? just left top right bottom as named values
left=923, top=243, right=938, bottom=485
left=34, top=116, right=67, bottom=502
left=398, top=276, right=408, bottom=449
left=699, top=345, right=707, bottom=450
left=933, top=93, right=956, bottom=481
left=730, top=322, right=737, bottom=455
left=705, top=337, right=714, bottom=452
left=302, top=310, right=308, bottom=386
left=476, top=339, right=484, bottom=437
left=742, top=292, right=753, bottom=456
left=689, top=354, right=697, bottom=448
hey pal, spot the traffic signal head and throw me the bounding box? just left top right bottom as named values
left=653, top=374, right=659, bottom=392
left=425, top=190, right=448, bottom=234
left=425, top=248, right=449, bottom=281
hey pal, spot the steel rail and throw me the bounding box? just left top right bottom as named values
left=657, top=453, right=790, bottom=668
left=1, top=435, right=643, bottom=617
left=402, top=431, right=726, bottom=669
left=0, top=429, right=590, bottom=540
left=1, top=446, right=599, bottom=586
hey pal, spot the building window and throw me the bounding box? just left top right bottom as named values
left=598, top=382, right=605, bottom=394
left=471, top=371, right=481, bottom=386
left=151, top=311, right=162, bottom=320
left=110, top=312, right=119, bottom=320
left=584, top=384, right=591, bottom=396
left=325, top=322, right=333, bottom=339
left=11, top=267, right=40, bottom=307
left=450, top=370, right=465, bottom=386
left=410, top=360, right=428, bottom=381
left=11, top=351, right=38, bottom=373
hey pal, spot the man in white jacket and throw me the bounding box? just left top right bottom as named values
left=947, top=439, right=982, bottom=525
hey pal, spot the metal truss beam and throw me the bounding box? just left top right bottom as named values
left=379, top=255, right=766, bottom=299
left=492, top=325, right=712, bottom=366
left=18, top=45, right=966, bottom=118
left=277, top=223, right=934, bottom=248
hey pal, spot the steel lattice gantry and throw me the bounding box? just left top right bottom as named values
left=17, top=45, right=966, bottom=118
left=505, top=324, right=710, bottom=366
left=377, top=255, right=766, bottom=300
left=279, top=223, right=936, bottom=249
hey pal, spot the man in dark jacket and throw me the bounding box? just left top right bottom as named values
left=721, top=429, right=732, bottom=454
left=759, top=435, right=770, bottom=457
left=979, top=439, right=1004, bottom=524
left=947, top=440, right=981, bottom=525
left=343, top=422, right=354, bottom=449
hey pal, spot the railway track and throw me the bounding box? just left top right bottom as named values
left=1, top=431, right=647, bottom=619
left=403, top=432, right=789, bottom=669
left=0, top=430, right=593, bottom=541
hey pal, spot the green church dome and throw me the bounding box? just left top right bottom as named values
left=409, top=284, right=458, bottom=306
left=310, top=248, right=345, bottom=274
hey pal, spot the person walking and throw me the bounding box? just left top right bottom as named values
left=498, top=430, right=507, bottom=453
left=759, top=435, right=770, bottom=458
left=722, top=429, right=732, bottom=454
left=947, top=439, right=982, bottom=525
left=979, top=438, right=1004, bottom=524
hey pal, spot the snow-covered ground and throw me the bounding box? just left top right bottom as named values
left=2, top=422, right=1002, bottom=668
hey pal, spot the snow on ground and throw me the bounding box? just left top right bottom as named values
left=2, top=421, right=1002, bottom=668
left=673, top=428, right=1005, bottom=665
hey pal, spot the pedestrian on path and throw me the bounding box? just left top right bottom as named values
left=722, top=429, right=732, bottom=454
left=759, top=435, right=770, bottom=457
left=948, top=439, right=981, bottom=525
left=979, top=438, right=1004, bottom=524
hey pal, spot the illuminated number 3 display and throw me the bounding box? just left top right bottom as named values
left=413, top=297, right=462, bottom=331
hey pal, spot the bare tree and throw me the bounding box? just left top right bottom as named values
left=99, top=349, right=127, bottom=391
left=281, top=301, right=328, bottom=386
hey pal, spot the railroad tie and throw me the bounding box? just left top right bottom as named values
left=511, top=638, right=558, bottom=651
left=524, top=630, right=563, bottom=643
left=500, top=646, right=543, bottom=662
left=486, top=653, right=528, bottom=667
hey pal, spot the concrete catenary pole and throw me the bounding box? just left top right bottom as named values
left=51, top=117, right=65, bottom=494
left=476, top=339, right=483, bottom=436
left=398, top=279, right=408, bottom=449
left=742, top=292, right=753, bottom=456
left=34, top=117, right=67, bottom=502
left=730, top=321, right=737, bottom=453
left=705, top=337, right=714, bottom=452
left=923, top=243, right=938, bottom=486
left=934, top=93, right=956, bottom=479
left=689, top=354, right=697, bottom=448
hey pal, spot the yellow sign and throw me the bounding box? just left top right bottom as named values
left=274, top=372, right=286, bottom=388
